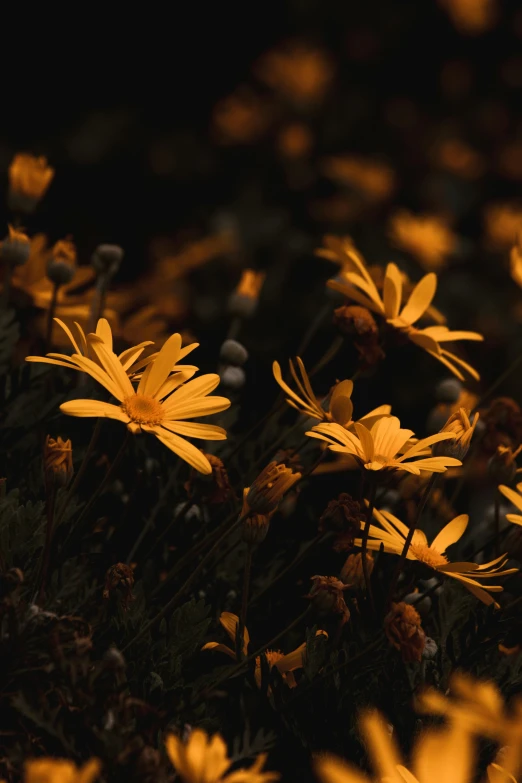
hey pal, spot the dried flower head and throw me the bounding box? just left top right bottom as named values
left=44, top=436, right=73, bottom=489
left=307, top=575, right=350, bottom=624
left=385, top=601, right=426, bottom=663
left=185, top=453, right=233, bottom=505
left=319, top=493, right=364, bottom=549
left=389, top=210, right=456, bottom=271
left=341, top=552, right=374, bottom=589
left=0, top=224, right=31, bottom=267
left=244, top=462, right=301, bottom=516
left=103, top=563, right=135, bottom=610
left=8, top=153, right=54, bottom=212
left=433, top=408, right=479, bottom=460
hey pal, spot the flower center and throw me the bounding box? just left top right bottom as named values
left=122, top=394, right=164, bottom=426
left=410, top=542, right=448, bottom=569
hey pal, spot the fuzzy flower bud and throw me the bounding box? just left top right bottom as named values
left=91, top=244, right=124, bottom=278
left=320, top=493, right=364, bottom=549
left=220, top=339, right=249, bottom=366
left=44, top=436, right=73, bottom=489
left=432, top=408, right=478, bottom=460
left=488, top=444, right=522, bottom=484
left=384, top=602, right=426, bottom=663
left=46, top=238, right=77, bottom=286
left=0, top=225, right=31, bottom=267
left=243, top=462, right=301, bottom=516
left=340, top=552, right=374, bottom=589
left=307, top=575, right=350, bottom=625
left=219, top=365, right=246, bottom=390
left=8, top=153, right=54, bottom=213
left=228, top=269, right=266, bottom=317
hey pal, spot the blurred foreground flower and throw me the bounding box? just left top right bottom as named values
left=389, top=210, right=456, bottom=271
left=8, top=153, right=54, bottom=213
left=484, top=203, right=522, bottom=251
left=322, top=236, right=483, bottom=380
left=256, top=42, right=334, bottom=107
left=24, top=757, right=101, bottom=783
left=166, top=728, right=279, bottom=783
left=27, top=322, right=230, bottom=474
left=308, top=415, right=460, bottom=474
left=354, top=506, right=517, bottom=605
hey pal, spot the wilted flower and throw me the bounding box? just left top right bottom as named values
left=43, top=436, right=73, bottom=488
left=355, top=506, right=518, bottom=605
left=24, top=757, right=101, bottom=783
left=8, top=153, right=54, bottom=212
left=166, top=727, right=279, bottom=783
left=341, top=552, right=374, bottom=589
left=384, top=602, right=426, bottom=663
left=389, top=210, right=456, bottom=271
left=322, top=236, right=483, bottom=380
left=433, top=408, right=479, bottom=460
left=256, top=42, right=334, bottom=106
left=243, top=462, right=301, bottom=516
left=319, top=493, right=364, bottom=549
left=0, top=225, right=31, bottom=267
left=307, top=575, right=350, bottom=625
left=103, top=563, right=135, bottom=610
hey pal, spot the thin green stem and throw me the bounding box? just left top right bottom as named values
left=241, top=547, right=253, bottom=627
left=126, top=469, right=179, bottom=564
left=37, top=486, right=56, bottom=604
left=360, top=479, right=376, bottom=613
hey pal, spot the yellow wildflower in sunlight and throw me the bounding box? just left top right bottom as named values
left=27, top=325, right=230, bottom=474
left=308, top=415, right=461, bottom=475
left=24, top=757, right=101, bottom=783
left=498, top=483, right=522, bottom=526
left=273, top=358, right=391, bottom=428
left=8, top=153, right=54, bottom=212
left=202, top=612, right=326, bottom=689
left=321, top=156, right=395, bottom=202
left=10, top=234, right=95, bottom=310
left=256, top=42, right=334, bottom=106
left=389, top=210, right=457, bottom=271
left=354, top=506, right=517, bottom=605
left=321, top=236, right=483, bottom=380
left=166, top=729, right=279, bottom=783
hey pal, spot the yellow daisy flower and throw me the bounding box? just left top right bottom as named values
left=320, top=236, right=483, bottom=380
left=166, top=728, right=279, bottom=783
left=27, top=323, right=230, bottom=474
left=354, top=506, right=517, bottom=605
left=273, top=357, right=391, bottom=428
left=202, top=612, right=326, bottom=689
left=498, top=483, right=522, bottom=526
left=307, top=415, right=460, bottom=475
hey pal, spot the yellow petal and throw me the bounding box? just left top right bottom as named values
left=399, top=272, right=437, bottom=325
left=315, top=755, right=370, bottom=783
left=383, top=263, right=402, bottom=319
left=161, top=421, right=227, bottom=440
left=430, top=515, right=468, bottom=553
left=60, top=399, right=130, bottom=423
left=142, top=332, right=182, bottom=398
left=145, top=426, right=212, bottom=474
left=95, top=317, right=113, bottom=351
left=499, top=484, right=522, bottom=513
left=201, top=642, right=237, bottom=659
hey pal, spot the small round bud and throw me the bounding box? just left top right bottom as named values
left=44, top=436, right=73, bottom=488
left=220, top=339, right=249, bottom=366
left=91, top=244, right=124, bottom=277
left=0, top=226, right=31, bottom=267
left=435, top=378, right=462, bottom=403
left=220, top=365, right=246, bottom=390
left=46, top=259, right=75, bottom=285
left=228, top=292, right=258, bottom=318
left=422, top=637, right=438, bottom=660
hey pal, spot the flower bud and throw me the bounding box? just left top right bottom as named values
left=91, top=244, right=124, bottom=278
left=340, top=552, right=373, bottom=589
left=488, top=444, right=522, bottom=484
left=46, top=238, right=77, bottom=286
left=228, top=269, right=265, bottom=317
left=307, top=575, right=350, bottom=625
left=242, top=510, right=271, bottom=545
left=432, top=408, right=478, bottom=460
left=44, top=436, right=73, bottom=488
left=384, top=602, right=426, bottom=663
left=0, top=225, right=31, bottom=267
left=103, top=563, right=135, bottom=610
left=220, top=365, right=246, bottom=390
left=436, top=378, right=462, bottom=403
left=8, top=153, right=54, bottom=213
left=220, top=339, right=249, bottom=366
left=243, top=462, right=301, bottom=516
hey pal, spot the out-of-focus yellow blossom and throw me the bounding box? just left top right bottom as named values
left=256, top=42, right=334, bottom=106
left=389, top=210, right=457, bottom=271
left=354, top=505, right=517, bottom=605
left=439, top=0, right=497, bottom=35
left=8, top=153, right=54, bottom=211
left=277, top=123, right=313, bottom=159
left=166, top=728, right=279, bottom=783
left=235, top=269, right=266, bottom=301
left=510, top=232, right=522, bottom=288
left=213, top=88, right=273, bottom=145
left=24, top=757, right=101, bottom=783
left=322, top=156, right=395, bottom=202
left=321, top=236, right=483, bottom=380
left=436, top=138, right=485, bottom=179
left=484, top=203, right=522, bottom=250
